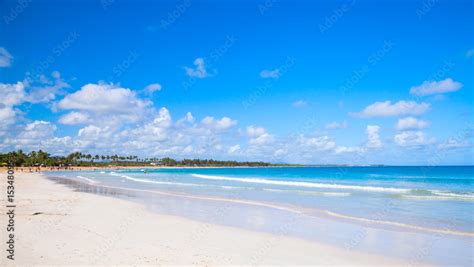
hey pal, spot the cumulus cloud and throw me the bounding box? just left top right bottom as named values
left=325, top=120, right=348, bottom=129
left=5, top=121, right=57, bottom=148
left=0, top=82, right=26, bottom=127
left=26, top=71, right=70, bottom=103
left=297, top=135, right=336, bottom=151
left=58, top=83, right=150, bottom=114
left=144, top=83, right=162, bottom=93
left=366, top=125, right=382, bottom=148
left=184, top=58, right=209, bottom=78
left=59, top=111, right=90, bottom=125
left=410, top=78, right=462, bottom=96
left=396, top=117, right=430, bottom=130
left=0, top=47, right=13, bottom=67
left=352, top=100, right=430, bottom=118
left=247, top=125, right=274, bottom=145
left=260, top=69, right=280, bottom=79
left=177, top=112, right=195, bottom=125
left=57, top=82, right=152, bottom=125
left=292, top=100, right=308, bottom=108
left=228, top=144, right=241, bottom=154
left=394, top=131, right=434, bottom=147
left=334, top=146, right=366, bottom=154
left=1, top=82, right=26, bottom=106
left=201, top=116, right=237, bottom=130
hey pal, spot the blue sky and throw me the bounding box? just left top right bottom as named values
left=0, top=0, right=473, bottom=165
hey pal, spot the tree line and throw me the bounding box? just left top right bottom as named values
left=0, top=150, right=271, bottom=167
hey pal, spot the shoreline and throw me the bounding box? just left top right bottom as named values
left=1, top=172, right=416, bottom=265
left=3, top=165, right=472, bottom=174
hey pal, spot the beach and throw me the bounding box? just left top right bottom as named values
left=1, top=171, right=416, bottom=266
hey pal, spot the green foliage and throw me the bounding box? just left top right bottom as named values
left=0, top=150, right=271, bottom=167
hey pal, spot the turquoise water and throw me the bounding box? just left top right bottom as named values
left=49, top=166, right=474, bottom=265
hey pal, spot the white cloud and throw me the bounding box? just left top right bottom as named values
left=273, top=148, right=287, bottom=157
left=247, top=125, right=274, bottom=146
left=144, top=83, right=162, bottom=93
left=396, top=117, right=430, bottom=130
left=246, top=125, right=267, bottom=137
left=152, top=107, right=173, bottom=128
left=325, top=120, right=348, bottom=129
left=334, top=146, right=366, bottom=154
left=0, top=47, right=13, bottom=67
left=249, top=133, right=273, bottom=146
left=394, top=131, right=434, bottom=147
left=260, top=69, right=280, bottom=79
left=58, top=83, right=149, bottom=114
left=0, top=82, right=26, bottom=127
left=366, top=125, right=382, bottom=148
left=0, top=107, right=16, bottom=129
left=57, top=83, right=152, bottom=125
left=228, top=144, right=241, bottom=154
left=201, top=116, right=237, bottom=130
left=78, top=125, right=108, bottom=139
left=183, top=145, right=193, bottom=154
left=0, top=81, right=26, bottom=107
left=1, top=120, right=76, bottom=153
left=352, top=100, right=430, bottom=118
left=177, top=112, right=195, bottom=125
left=184, top=58, right=209, bottom=78
left=292, top=100, right=308, bottom=108
left=76, top=125, right=115, bottom=149
left=15, top=121, right=57, bottom=145
left=122, top=109, right=172, bottom=145
left=26, top=71, right=70, bottom=103
left=410, top=78, right=462, bottom=96
left=297, top=135, right=336, bottom=151
left=59, top=111, right=90, bottom=125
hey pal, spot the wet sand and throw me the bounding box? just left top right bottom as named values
left=1, top=172, right=417, bottom=265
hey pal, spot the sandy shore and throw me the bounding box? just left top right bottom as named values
left=1, top=172, right=414, bottom=266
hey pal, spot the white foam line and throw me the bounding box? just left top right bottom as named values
left=323, top=210, right=474, bottom=237
left=76, top=176, right=99, bottom=184
left=109, top=172, right=201, bottom=187
left=263, top=188, right=351, bottom=197
left=191, top=174, right=410, bottom=193
left=402, top=195, right=474, bottom=201
left=432, top=191, right=474, bottom=200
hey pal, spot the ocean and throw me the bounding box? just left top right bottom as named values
left=48, top=166, right=474, bottom=265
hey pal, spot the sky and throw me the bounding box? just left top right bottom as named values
left=0, top=0, right=473, bottom=165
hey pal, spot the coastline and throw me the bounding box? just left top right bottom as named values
left=1, top=172, right=416, bottom=265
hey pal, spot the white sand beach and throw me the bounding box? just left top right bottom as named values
left=1, top=172, right=419, bottom=266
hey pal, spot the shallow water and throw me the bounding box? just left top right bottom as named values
left=48, top=166, right=474, bottom=266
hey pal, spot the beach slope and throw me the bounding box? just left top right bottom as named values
left=2, top=172, right=413, bottom=265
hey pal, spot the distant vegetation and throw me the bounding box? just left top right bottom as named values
left=0, top=150, right=271, bottom=167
